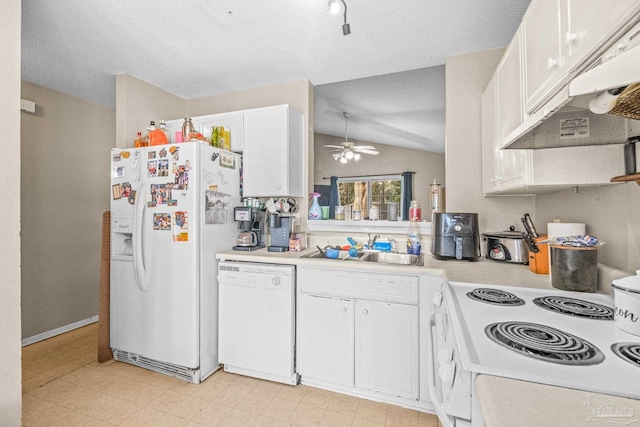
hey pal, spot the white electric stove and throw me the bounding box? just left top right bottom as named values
left=428, top=281, right=640, bottom=427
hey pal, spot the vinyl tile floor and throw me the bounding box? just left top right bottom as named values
left=22, top=323, right=440, bottom=426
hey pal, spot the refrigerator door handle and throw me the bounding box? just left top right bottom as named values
left=132, top=184, right=149, bottom=292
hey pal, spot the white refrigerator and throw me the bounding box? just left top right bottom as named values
left=110, top=141, right=241, bottom=383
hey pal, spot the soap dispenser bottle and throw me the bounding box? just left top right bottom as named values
left=308, top=192, right=322, bottom=220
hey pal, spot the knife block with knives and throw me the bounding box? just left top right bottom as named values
left=521, top=213, right=549, bottom=275
left=529, top=235, right=549, bottom=274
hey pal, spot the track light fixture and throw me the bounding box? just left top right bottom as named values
left=327, top=0, right=351, bottom=35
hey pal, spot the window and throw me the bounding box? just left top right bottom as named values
left=338, top=175, right=403, bottom=220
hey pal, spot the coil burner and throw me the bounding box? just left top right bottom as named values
left=485, top=321, right=605, bottom=366
left=467, top=288, right=525, bottom=306
left=533, top=296, right=614, bottom=320
left=611, top=343, right=640, bottom=367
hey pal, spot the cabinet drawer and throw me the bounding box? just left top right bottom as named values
left=297, top=267, right=418, bottom=305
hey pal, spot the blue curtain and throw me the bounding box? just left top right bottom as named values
left=401, top=172, right=413, bottom=220
left=329, top=176, right=339, bottom=219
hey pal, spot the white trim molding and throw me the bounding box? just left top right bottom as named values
left=22, top=315, right=99, bottom=346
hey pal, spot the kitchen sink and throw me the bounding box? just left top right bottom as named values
left=362, top=251, right=424, bottom=266
left=301, top=250, right=424, bottom=266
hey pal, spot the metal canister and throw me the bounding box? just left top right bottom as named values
left=550, top=245, right=598, bottom=292
left=430, top=179, right=442, bottom=216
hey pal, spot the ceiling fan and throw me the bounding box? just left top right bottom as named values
left=324, top=112, right=379, bottom=163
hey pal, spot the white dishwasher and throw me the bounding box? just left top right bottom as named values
left=218, top=261, right=298, bottom=385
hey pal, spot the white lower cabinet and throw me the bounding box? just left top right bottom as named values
left=355, top=300, right=419, bottom=399
left=297, top=294, right=354, bottom=386
left=296, top=267, right=420, bottom=403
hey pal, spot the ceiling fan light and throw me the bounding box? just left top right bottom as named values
left=332, top=153, right=340, bottom=160
left=345, top=150, right=354, bottom=159
left=354, top=153, right=360, bottom=161
left=327, top=0, right=341, bottom=14
left=340, top=156, right=348, bottom=164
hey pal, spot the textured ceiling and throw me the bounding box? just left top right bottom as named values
left=21, top=0, right=531, bottom=153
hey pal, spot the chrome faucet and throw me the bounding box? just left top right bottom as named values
left=389, top=238, right=397, bottom=253
left=367, top=233, right=379, bottom=248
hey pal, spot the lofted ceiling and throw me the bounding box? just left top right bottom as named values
left=21, top=0, right=531, bottom=153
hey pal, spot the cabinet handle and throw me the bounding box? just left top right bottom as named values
left=616, top=40, right=629, bottom=52
left=361, top=309, right=369, bottom=315
left=432, top=292, right=443, bottom=308
left=546, top=57, right=559, bottom=70
left=341, top=307, right=347, bottom=313
left=565, top=32, right=578, bottom=45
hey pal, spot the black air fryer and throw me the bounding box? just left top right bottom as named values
left=431, top=213, right=481, bottom=261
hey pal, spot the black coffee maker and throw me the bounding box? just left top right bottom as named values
left=431, top=212, right=481, bottom=261
left=233, top=207, right=266, bottom=251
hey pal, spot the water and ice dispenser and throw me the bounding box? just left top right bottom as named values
left=111, top=217, right=133, bottom=259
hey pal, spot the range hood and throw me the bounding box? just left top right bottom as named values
left=505, top=22, right=640, bottom=150
left=570, top=28, right=640, bottom=121
left=570, top=44, right=640, bottom=99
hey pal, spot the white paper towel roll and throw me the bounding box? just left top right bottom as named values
left=547, top=222, right=586, bottom=238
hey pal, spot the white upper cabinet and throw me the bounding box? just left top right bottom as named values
left=483, top=28, right=532, bottom=195
left=523, top=0, right=640, bottom=115
left=498, top=27, right=524, bottom=141
left=564, top=0, right=640, bottom=71
left=243, top=105, right=304, bottom=197
left=481, top=76, right=499, bottom=194
left=523, top=0, right=563, bottom=114
left=482, top=24, right=623, bottom=196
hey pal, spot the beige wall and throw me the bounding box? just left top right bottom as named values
left=314, top=133, right=445, bottom=213
left=1, top=0, right=22, bottom=422
left=445, top=48, right=536, bottom=234
left=21, top=82, right=115, bottom=338
left=115, top=74, right=185, bottom=149
left=535, top=184, right=640, bottom=272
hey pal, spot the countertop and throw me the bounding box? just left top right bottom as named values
left=216, top=247, right=555, bottom=288
left=475, top=375, right=640, bottom=427
left=217, top=247, right=625, bottom=293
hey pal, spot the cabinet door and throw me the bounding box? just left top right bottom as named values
left=496, top=26, right=531, bottom=190
left=297, top=294, right=354, bottom=386
left=523, top=0, right=563, bottom=114
left=496, top=149, right=530, bottom=189
left=565, top=0, right=640, bottom=71
left=243, top=105, right=304, bottom=197
left=481, top=76, right=498, bottom=194
left=497, top=27, right=523, bottom=142
left=243, top=107, right=289, bottom=197
left=355, top=300, right=419, bottom=399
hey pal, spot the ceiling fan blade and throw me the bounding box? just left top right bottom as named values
left=355, top=149, right=379, bottom=155
left=352, top=145, right=376, bottom=150
left=323, top=145, right=344, bottom=149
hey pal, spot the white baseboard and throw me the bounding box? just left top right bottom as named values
left=22, top=315, right=99, bottom=347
